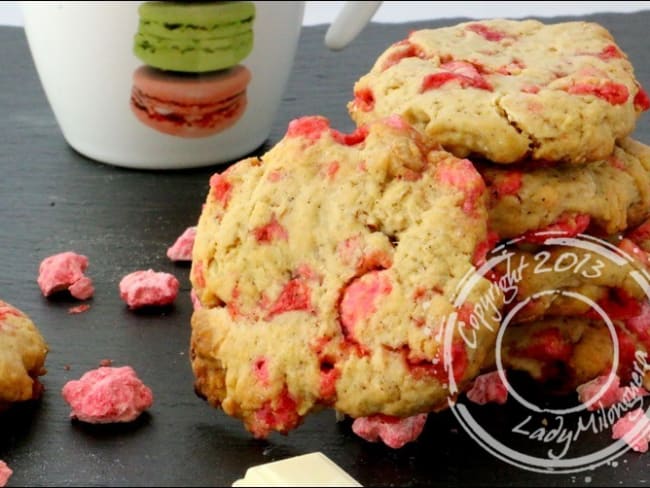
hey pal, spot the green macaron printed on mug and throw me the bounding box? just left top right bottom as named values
left=134, top=1, right=255, bottom=73
left=21, top=1, right=382, bottom=169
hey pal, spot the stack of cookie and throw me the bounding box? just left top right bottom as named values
left=187, top=18, right=650, bottom=443
left=347, top=19, right=650, bottom=392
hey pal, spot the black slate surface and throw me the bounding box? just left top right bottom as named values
left=2, top=11, right=650, bottom=487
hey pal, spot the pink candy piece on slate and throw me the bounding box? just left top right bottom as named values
left=68, top=276, right=94, bottom=300
left=352, top=413, right=427, bottom=449
left=61, top=366, right=153, bottom=423
left=37, top=251, right=94, bottom=300
left=68, top=304, right=91, bottom=315
left=0, top=461, right=12, bottom=488
left=576, top=374, right=647, bottom=411
left=612, top=408, right=650, bottom=453
left=119, top=270, right=179, bottom=309
left=466, top=371, right=508, bottom=405
left=166, top=226, right=197, bottom=262
left=466, top=23, right=508, bottom=42
left=577, top=375, right=621, bottom=410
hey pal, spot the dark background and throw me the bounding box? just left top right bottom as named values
left=2, top=11, right=650, bottom=487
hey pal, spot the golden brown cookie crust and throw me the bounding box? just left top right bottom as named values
left=481, top=138, right=650, bottom=240
left=0, top=300, right=48, bottom=408
left=492, top=233, right=650, bottom=325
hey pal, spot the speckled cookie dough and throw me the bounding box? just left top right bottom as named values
left=190, top=115, right=502, bottom=438
left=0, top=300, right=48, bottom=411
left=349, top=19, right=649, bottom=164
left=480, top=138, right=650, bottom=240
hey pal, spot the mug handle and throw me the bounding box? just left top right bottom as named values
left=325, top=1, right=383, bottom=50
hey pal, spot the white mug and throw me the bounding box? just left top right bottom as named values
left=21, top=1, right=381, bottom=170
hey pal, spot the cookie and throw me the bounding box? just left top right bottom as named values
left=481, top=138, right=650, bottom=240
left=348, top=19, right=649, bottom=164
left=190, top=115, right=502, bottom=437
left=484, top=312, right=650, bottom=392
left=626, top=218, right=650, bottom=253
left=492, top=236, right=650, bottom=324
left=0, top=300, right=48, bottom=410
left=134, top=1, right=255, bottom=73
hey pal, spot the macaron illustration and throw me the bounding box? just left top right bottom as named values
left=130, top=1, right=256, bottom=138
left=130, top=65, right=252, bottom=138
left=134, top=1, right=256, bottom=73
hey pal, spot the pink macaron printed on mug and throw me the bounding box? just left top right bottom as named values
left=21, top=1, right=382, bottom=170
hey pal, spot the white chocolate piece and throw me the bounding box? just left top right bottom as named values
left=232, top=452, right=362, bottom=487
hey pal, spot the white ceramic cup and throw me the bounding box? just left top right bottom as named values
left=21, top=1, right=381, bottom=169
